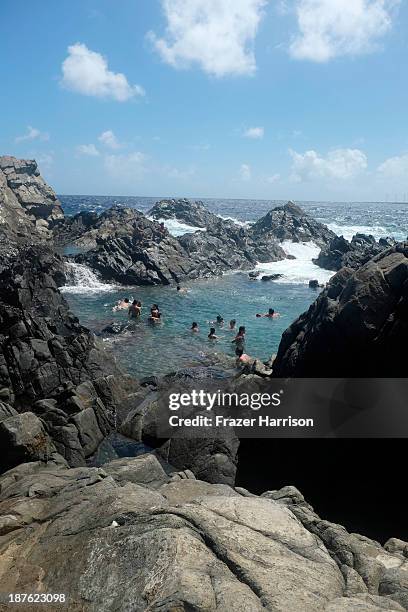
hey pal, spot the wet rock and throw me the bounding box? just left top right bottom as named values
left=309, top=279, right=320, bottom=289
left=149, top=198, right=216, bottom=228
left=314, top=233, right=397, bottom=272
left=261, top=273, right=283, bottom=281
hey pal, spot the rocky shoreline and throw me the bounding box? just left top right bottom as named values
left=1, top=156, right=407, bottom=611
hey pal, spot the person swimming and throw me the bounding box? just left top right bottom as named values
left=229, top=319, right=236, bottom=330
left=149, top=304, right=161, bottom=323
left=191, top=322, right=199, bottom=332
left=113, top=298, right=129, bottom=311
left=128, top=300, right=141, bottom=319
left=256, top=308, right=280, bottom=318
left=232, top=326, right=246, bottom=345
left=208, top=327, right=218, bottom=340
left=177, top=285, right=187, bottom=293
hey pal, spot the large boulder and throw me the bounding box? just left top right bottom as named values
left=149, top=198, right=217, bottom=228
left=272, top=243, right=408, bottom=377
left=250, top=201, right=336, bottom=247
left=314, top=233, right=397, bottom=271
left=0, top=412, right=56, bottom=471
left=0, top=455, right=406, bottom=611
left=0, top=156, right=63, bottom=228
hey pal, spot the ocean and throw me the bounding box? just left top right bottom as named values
left=60, top=196, right=408, bottom=379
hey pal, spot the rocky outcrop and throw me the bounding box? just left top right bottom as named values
left=314, top=233, right=397, bottom=271
left=0, top=454, right=406, bottom=611
left=272, top=243, right=408, bottom=377
left=0, top=236, right=134, bottom=470
left=250, top=201, right=337, bottom=247
left=149, top=198, right=217, bottom=228
left=72, top=206, right=286, bottom=285
left=0, top=156, right=63, bottom=228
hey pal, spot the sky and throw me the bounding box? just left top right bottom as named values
left=0, top=0, right=407, bottom=202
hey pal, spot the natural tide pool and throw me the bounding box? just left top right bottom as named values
left=63, top=267, right=323, bottom=379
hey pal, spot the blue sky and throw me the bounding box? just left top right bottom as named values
left=0, top=0, right=407, bottom=201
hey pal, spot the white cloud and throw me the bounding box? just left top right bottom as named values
left=104, top=152, right=147, bottom=180
left=290, top=0, right=399, bottom=62
left=77, top=144, right=100, bottom=157
left=244, top=126, right=264, bottom=139
left=378, top=154, right=408, bottom=178
left=61, top=43, right=145, bottom=101
left=290, top=148, right=367, bottom=181
left=36, top=153, right=54, bottom=169
left=240, top=163, right=252, bottom=181
left=15, top=126, right=49, bottom=143
left=98, top=130, right=121, bottom=149
left=267, top=173, right=280, bottom=183
left=149, top=0, right=266, bottom=77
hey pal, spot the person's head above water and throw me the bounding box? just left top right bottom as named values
left=229, top=319, right=236, bottom=328
left=238, top=326, right=246, bottom=334
left=124, top=298, right=129, bottom=303
left=209, top=327, right=216, bottom=335
left=132, top=300, right=137, bottom=306
left=268, top=308, right=275, bottom=316
left=192, top=322, right=199, bottom=330
left=216, top=315, right=224, bottom=323
left=177, top=286, right=181, bottom=291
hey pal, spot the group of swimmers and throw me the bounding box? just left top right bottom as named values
left=190, top=309, right=280, bottom=364
left=114, top=296, right=280, bottom=366
left=113, top=298, right=161, bottom=323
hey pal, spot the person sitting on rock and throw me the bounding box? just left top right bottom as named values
left=229, top=319, right=236, bottom=330
left=191, top=322, right=199, bottom=333
left=128, top=300, right=141, bottom=319
left=208, top=327, right=219, bottom=340
left=113, top=297, right=129, bottom=311
left=256, top=308, right=280, bottom=318
left=235, top=347, right=251, bottom=364
left=232, top=326, right=246, bottom=345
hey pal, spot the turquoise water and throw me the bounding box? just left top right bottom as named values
left=64, top=272, right=319, bottom=379
left=60, top=196, right=408, bottom=379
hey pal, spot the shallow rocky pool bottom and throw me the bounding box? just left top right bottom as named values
left=63, top=272, right=319, bottom=379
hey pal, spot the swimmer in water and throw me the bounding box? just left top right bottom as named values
left=232, top=326, right=246, bottom=345
left=177, top=285, right=188, bottom=293
left=229, top=319, right=236, bottom=330
left=113, top=298, right=129, bottom=312
left=256, top=308, right=280, bottom=319
left=191, top=322, right=199, bottom=332
left=208, top=327, right=218, bottom=340
left=128, top=300, right=141, bottom=319
left=149, top=304, right=162, bottom=323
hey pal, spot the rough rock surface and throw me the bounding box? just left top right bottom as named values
left=149, top=198, right=217, bottom=228
left=251, top=201, right=337, bottom=247
left=72, top=206, right=286, bottom=285
left=0, top=156, right=63, bottom=228
left=273, top=243, right=408, bottom=377
left=314, top=233, right=397, bottom=271
left=0, top=455, right=406, bottom=611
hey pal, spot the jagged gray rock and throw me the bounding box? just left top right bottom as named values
left=314, top=233, right=397, bottom=271
left=0, top=156, right=63, bottom=228
left=272, top=243, right=408, bottom=377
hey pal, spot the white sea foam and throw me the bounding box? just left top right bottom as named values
left=148, top=217, right=205, bottom=236
left=327, top=223, right=389, bottom=241
left=62, top=263, right=118, bottom=294
left=217, top=214, right=252, bottom=227
left=254, top=241, right=335, bottom=285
